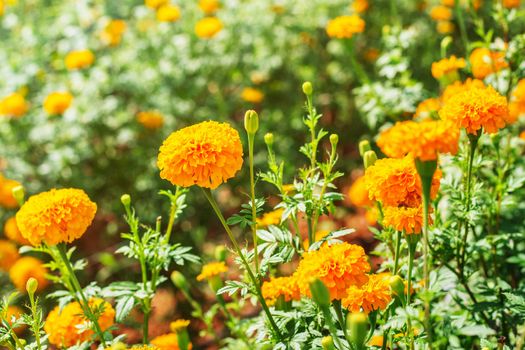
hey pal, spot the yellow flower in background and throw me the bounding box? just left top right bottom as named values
left=137, top=111, right=164, bottom=129
left=430, top=5, right=452, bottom=21
left=100, top=19, right=127, bottom=46
left=43, top=91, right=73, bottom=115
left=351, top=0, right=369, bottom=13
left=382, top=205, right=428, bottom=234
left=0, top=240, right=19, bottom=271
left=195, top=17, right=223, bottom=39
left=342, top=274, right=392, bottom=313
left=44, top=299, right=115, bottom=348
left=145, top=0, right=168, bottom=9
left=0, top=93, right=29, bottom=118
left=151, top=333, right=188, bottom=350
left=170, top=319, right=190, bottom=333
left=241, top=87, right=264, bottom=103
left=302, top=230, right=330, bottom=250
left=158, top=121, right=243, bottom=189
left=9, top=256, right=49, bottom=292
left=4, top=216, right=30, bottom=245
left=368, top=335, right=385, bottom=347
left=509, top=79, right=525, bottom=121
left=199, top=0, right=220, bottom=14
left=262, top=275, right=301, bottom=305
left=431, top=55, right=466, bottom=79
left=256, top=208, right=284, bottom=227
left=0, top=1, right=4, bottom=16
left=441, top=0, right=455, bottom=6
left=65, top=49, right=95, bottom=70
left=326, top=15, right=365, bottom=39
left=436, top=21, right=455, bottom=34
left=156, top=4, right=181, bottom=22
left=503, top=0, right=520, bottom=8
left=16, top=188, right=97, bottom=246
left=348, top=175, right=372, bottom=208
left=469, top=47, right=508, bottom=79
left=0, top=175, right=21, bottom=208
left=197, top=261, right=227, bottom=281
left=414, top=98, right=441, bottom=119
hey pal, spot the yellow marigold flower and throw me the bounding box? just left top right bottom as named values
left=295, top=242, right=370, bottom=300
left=199, top=0, right=220, bottom=14
left=439, top=84, right=510, bottom=134
left=414, top=98, right=441, bottom=119
left=8, top=256, right=49, bottom=292
left=241, top=87, right=264, bottom=103
left=436, top=21, right=455, bottom=34
left=303, top=230, right=330, bottom=250
left=197, top=261, right=227, bottom=281
left=170, top=319, right=190, bottom=333
left=503, top=0, right=520, bottom=8
left=157, top=121, right=243, bottom=189
left=0, top=1, right=4, bottom=17
left=469, top=47, right=508, bottom=79
left=441, top=78, right=485, bottom=103
left=4, top=305, right=26, bottom=335
left=16, top=188, right=97, bottom=246
left=282, top=184, right=295, bottom=194
left=151, top=333, right=191, bottom=350
left=348, top=176, right=372, bottom=208
left=43, top=91, right=73, bottom=115
left=65, top=49, right=95, bottom=70
left=100, top=19, right=126, bottom=46
left=44, top=298, right=115, bottom=348
left=365, top=207, right=378, bottom=225
left=256, top=208, right=283, bottom=227
left=342, top=274, right=392, bottom=313
left=368, top=335, right=384, bottom=347
left=326, top=15, right=365, bottom=39
left=0, top=240, right=19, bottom=271
left=351, top=0, right=369, bottom=13
left=145, top=0, right=168, bottom=9
left=4, top=216, right=30, bottom=245
left=441, top=0, right=455, bottom=6
left=0, top=93, right=29, bottom=118
left=431, top=55, right=466, bottom=79
left=364, top=155, right=441, bottom=207
left=156, top=5, right=181, bottom=22
left=430, top=5, right=452, bottom=21
left=137, top=111, right=164, bottom=129
left=0, top=175, right=21, bottom=208
left=262, top=275, right=301, bottom=305
left=195, top=17, right=223, bottom=39
left=131, top=346, right=160, bottom=350
left=509, top=79, right=525, bottom=121
left=382, top=205, right=430, bottom=234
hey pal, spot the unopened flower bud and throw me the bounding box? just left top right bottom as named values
left=329, top=134, right=339, bottom=146
left=120, top=194, right=131, bottom=207
left=389, top=275, right=405, bottom=298
left=347, top=312, right=368, bottom=349
left=26, top=277, right=38, bottom=295
left=358, top=140, right=371, bottom=156
left=264, top=132, right=274, bottom=146
left=309, top=279, right=330, bottom=308
left=363, top=150, right=377, bottom=168
left=244, top=110, right=259, bottom=134
left=321, top=335, right=335, bottom=350
left=171, top=271, right=189, bottom=292
left=302, top=81, right=313, bottom=95
left=12, top=185, right=25, bottom=206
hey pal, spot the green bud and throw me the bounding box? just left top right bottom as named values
left=321, top=335, right=335, bottom=350
left=389, top=275, right=405, bottom=298
left=358, top=140, right=371, bottom=156
left=171, top=271, right=189, bottom=292
left=329, top=134, right=339, bottom=146
left=309, top=279, right=331, bottom=308
left=11, top=185, right=25, bottom=206
left=264, top=132, right=274, bottom=146
left=26, top=277, right=38, bottom=295
left=302, top=81, right=313, bottom=95
left=120, top=194, right=131, bottom=207
left=208, top=275, right=223, bottom=294
left=244, top=109, right=259, bottom=134
left=214, top=245, right=227, bottom=262
left=363, top=150, right=377, bottom=169
left=414, top=158, right=438, bottom=180
left=347, top=312, right=368, bottom=349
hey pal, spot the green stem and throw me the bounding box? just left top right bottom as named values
left=28, top=293, right=42, bottom=350
left=406, top=240, right=416, bottom=350
left=248, top=133, right=260, bottom=276
left=393, top=230, right=402, bottom=275
left=454, top=0, right=469, bottom=54
left=347, top=38, right=370, bottom=85
left=164, top=198, right=178, bottom=243
left=333, top=300, right=348, bottom=340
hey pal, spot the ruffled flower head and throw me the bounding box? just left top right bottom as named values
left=197, top=261, right=227, bottom=281
left=262, top=275, right=301, bottom=305
left=382, top=205, right=430, bottom=234
left=431, top=55, right=466, bottom=79
left=342, top=273, right=392, bottom=313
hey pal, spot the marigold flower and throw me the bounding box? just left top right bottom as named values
left=4, top=216, right=30, bottom=245
left=197, top=261, right=227, bottom=281
left=9, top=256, right=49, bottom=292
left=241, top=87, right=264, bottom=103
left=509, top=79, right=525, bottom=121
left=295, top=242, right=370, bottom=300
left=156, top=5, right=181, bottom=22
left=16, top=188, right=97, bottom=246
left=170, top=319, right=190, bottom=333
left=326, top=15, right=365, bottom=39
left=262, top=275, right=301, bottom=305
left=302, top=230, right=330, bottom=250
left=157, top=121, right=243, bottom=189
left=382, top=205, right=430, bottom=234
left=4, top=305, right=26, bottom=335
left=431, top=55, right=466, bottom=79
left=436, top=21, right=454, bottom=34
left=100, top=19, right=126, bottom=46
left=348, top=176, right=372, bottom=208
left=0, top=92, right=29, bottom=117
left=65, top=49, right=95, bottom=70
left=137, top=111, right=164, bottom=129
left=441, top=78, right=485, bottom=103
left=195, top=17, right=223, bottom=39
left=439, top=84, right=510, bottom=134
left=44, top=298, right=115, bottom=348
left=256, top=208, right=283, bottom=227
left=414, top=98, right=441, bottom=119
left=342, top=274, right=392, bottom=313
left=469, top=47, right=508, bottom=79
left=441, top=0, right=455, bottom=6
left=0, top=240, right=19, bottom=271
left=199, top=0, right=220, bottom=14
left=351, top=0, right=369, bottom=13
left=151, top=333, right=192, bottom=350
left=368, top=335, right=385, bottom=347
left=43, top=91, right=73, bottom=115
left=145, top=0, right=168, bottom=9
left=430, top=6, right=452, bottom=21
left=0, top=175, right=21, bottom=208
left=503, top=0, right=520, bottom=8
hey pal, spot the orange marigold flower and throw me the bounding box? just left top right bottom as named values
left=256, top=208, right=284, bottom=227
left=382, top=205, right=430, bottom=234
left=0, top=93, right=29, bottom=118
left=157, top=121, right=243, bottom=189
left=441, top=0, right=455, bottom=6
left=197, top=261, right=227, bottom=281
left=503, top=0, right=520, bottom=8
left=326, top=15, right=365, bottom=39
left=151, top=332, right=193, bottom=350
left=368, top=335, right=385, bottom=347
left=9, top=256, right=49, bottom=292
left=156, top=5, right=181, bottom=22
left=439, top=84, right=510, bottom=134
left=65, top=49, right=95, bottom=70
left=100, top=19, right=126, bottom=46
left=137, top=111, right=164, bottom=129
left=44, top=298, right=115, bottom=348
left=262, top=275, right=301, bottom=305
left=436, top=21, right=454, bottom=34
left=364, top=155, right=441, bottom=207
left=348, top=175, right=372, bottom=208
left=145, top=0, right=168, bottom=9
left=43, top=91, right=73, bottom=115
left=364, top=48, right=380, bottom=62
left=195, top=17, right=223, bottom=39
left=4, top=306, right=26, bottom=335
left=469, top=47, right=508, bottom=79
left=352, top=0, right=369, bottom=13
left=199, top=0, right=220, bottom=14
left=0, top=175, right=21, bottom=208
left=0, top=240, right=19, bottom=271
left=414, top=98, right=441, bottom=119
left=303, top=230, right=330, bottom=250
left=4, top=216, right=30, bottom=245
left=509, top=79, right=525, bottom=122
left=16, top=188, right=97, bottom=246
left=241, top=87, right=264, bottom=103
left=430, top=5, right=452, bottom=21
left=431, top=55, right=466, bottom=79
left=342, top=274, right=392, bottom=313
left=441, top=78, right=485, bottom=103
left=365, top=207, right=379, bottom=225
left=295, top=242, right=370, bottom=300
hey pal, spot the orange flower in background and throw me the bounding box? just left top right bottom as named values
left=503, top=0, right=520, bottom=8
left=441, top=78, right=485, bottom=103
left=262, top=275, right=301, bottom=305
left=16, top=188, right=97, bottom=246
left=414, top=98, right=441, bottom=119
left=197, top=261, right=227, bottom=281
left=195, top=17, right=223, bottom=39
left=295, top=242, right=370, bottom=300
left=137, top=111, right=164, bottom=129
left=303, top=230, right=330, bottom=250
left=241, top=87, right=264, bottom=103
left=431, top=55, right=466, bottom=79
left=43, top=91, right=73, bottom=115
left=151, top=333, right=190, bottom=350
left=158, top=121, right=243, bottom=189
left=439, top=84, right=510, bottom=134
left=100, top=19, right=126, bottom=46
left=509, top=79, right=525, bottom=121
left=437, top=21, right=455, bottom=34
left=352, top=0, right=369, bottom=13
left=430, top=6, right=452, bottom=21
left=157, top=4, right=181, bottom=22
left=0, top=240, right=19, bottom=271
left=348, top=175, right=372, bottom=207
left=364, top=48, right=380, bottom=62
left=469, top=47, right=508, bottom=79
left=199, top=0, right=220, bottom=14
left=0, top=175, right=21, bottom=208
left=145, top=0, right=168, bottom=9
left=9, top=256, right=49, bottom=292
left=44, top=299, right=115, bottom=348
left=326, top=15, right=365, bottom=39
left=441, top=0, right=455, bottom=5
left=4, top=216, right=30, bottom=245
left=65, top=49, right=95, bottom=70
left=382, top=205, right=429, bottom=234
left=4, top=306, right=26, bottom=335
left=256, top=208, right=284, bottom=227
left=342, top=274, right=392, bottom=313
left=0, top=93, right=29, bottom=118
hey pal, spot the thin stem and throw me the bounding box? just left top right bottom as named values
left=248, top=133, right=260, bottom=276
left=28, top=293, right=42, bottom=350
left=421, top=176, right=433, bottom=349
left=393, top=230, right=402, bottom=275
left=454, top=0, right=469, bottom=54
left=347, top=38, right=370, bottom=85
left=164, top=199, right=178, bottom=243
left=406, top=240, right=416, bottom=350
left=333, top=300, right=348, bottom=340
